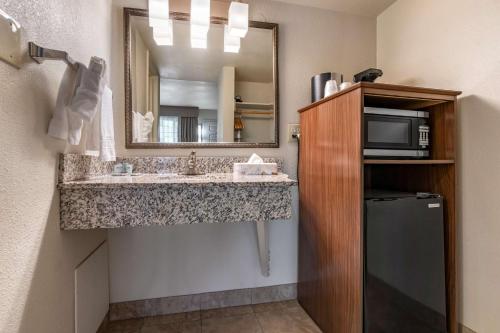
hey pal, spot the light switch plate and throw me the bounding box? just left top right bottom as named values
left=0, top=12, right=21, bottom=68
left=288, top=124, right=301, bottom=142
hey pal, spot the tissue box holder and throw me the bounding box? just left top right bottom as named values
left=233, top=163, right=278, bottom=176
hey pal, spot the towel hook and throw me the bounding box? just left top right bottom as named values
left=0, top=8, right=21, bottom=33
left=28, top=42, right=78, bottom=69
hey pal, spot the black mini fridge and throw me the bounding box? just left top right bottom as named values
left=364, top=191, right=447, bottom=333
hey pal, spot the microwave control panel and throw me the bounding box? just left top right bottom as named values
left=419, top=125, right=430, bottom=148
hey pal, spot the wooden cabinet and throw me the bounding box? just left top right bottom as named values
left=297, top=83, right=461, bottom=333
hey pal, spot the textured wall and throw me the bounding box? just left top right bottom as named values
left=377, top=0, right=500, bottom=331
left=109, top=0, right=376, bottom=302
left=0, top=1, right=110, bottom=332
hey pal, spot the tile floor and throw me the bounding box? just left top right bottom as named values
left=105, top=300, right=321, bottom=333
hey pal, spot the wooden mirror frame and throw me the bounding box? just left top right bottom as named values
left=124, top=8, right=279, bottom=148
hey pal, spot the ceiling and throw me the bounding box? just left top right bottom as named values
left=160, top=78, right=218, bottom=109
left=271, top=0, right=397, bottom=17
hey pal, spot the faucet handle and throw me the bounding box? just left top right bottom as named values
left=187, top=150, right=196, bottom=170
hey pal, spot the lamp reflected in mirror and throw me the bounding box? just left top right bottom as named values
left=234, top=117, right=244, bottom=142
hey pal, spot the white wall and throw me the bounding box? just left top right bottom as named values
left=75, top=242, right=109, bottom=333
left=235, top=81, right=275, bottom=143
left=377, top=1, right=500, bottom=331
left=235, top=81, right=274, bottom=103
left=160, top=78, right=218, bottom=110
left=217, top=66, right=236, bottom=142
left=131, top=27, right=149, bottom=114
left=109, top=0, right=376, bottom=303
left=0, top=1, right=110, bottom=332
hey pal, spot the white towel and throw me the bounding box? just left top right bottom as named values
left=132, top=111, right=154, bottom=143
left=70, top=57, right=105, bottom=123
left=141, top=112, right=154, bottom=142
left=85, top=106, right=100, bottom=156
left=85, top=85, right=115, bottom=161
left=48, top=64, right=82, bottom=141
left=132, top=111, right=144, bottom=143
left=99, top=86, right=116, bottom=161
left=132, top=111, right=139, bottom=143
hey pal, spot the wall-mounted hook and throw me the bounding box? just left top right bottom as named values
left=0, top=8, right=21, bottom=68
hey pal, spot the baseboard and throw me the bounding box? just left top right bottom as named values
left=109, top=283, right=297, bottom=321
left=459, top=323, right=477, bottom=333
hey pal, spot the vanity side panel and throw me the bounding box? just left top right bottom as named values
left=298, top=89, right=363, bottom=333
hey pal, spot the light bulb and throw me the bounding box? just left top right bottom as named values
left=149, top=0, right=169, bottom=27
left=224, top=25, right=240, bottom=53
left=153, top=19, right=173, bottom=46
left=228, top=2, right=248, bottom=38
left=191, top=0, right=210, bottom=28
left=191, top=24, right=208, bottom=49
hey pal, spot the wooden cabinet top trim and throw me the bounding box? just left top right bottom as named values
left=298, top=82, right=462, bottom=113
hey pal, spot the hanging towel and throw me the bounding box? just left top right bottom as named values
left=85, top=86, right=116, bottom=161
left=85, top=85, right=115, bottom=161
left=99, top=86, right=116, bottom=161
left=132, top=111, right=139, bottom=143
left=47, top=64, right=82, bottom=140
left=85, top=105, right=100, bottom=156
left=70, top=57, right=105, bottom=123
left=141, top=112, right=155, bottom=142
left=132, top=111, right=155, bottom=143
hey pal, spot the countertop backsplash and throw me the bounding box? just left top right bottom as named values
left=58, top=153, right=285, bottom=183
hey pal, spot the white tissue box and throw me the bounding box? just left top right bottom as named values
left=233, top=163, right=278, bottom=176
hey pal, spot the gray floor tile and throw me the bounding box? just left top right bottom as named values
left=201, top=313, right=263, bottom=333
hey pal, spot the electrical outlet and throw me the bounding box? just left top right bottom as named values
left=288, top=124, right=301, bottom=142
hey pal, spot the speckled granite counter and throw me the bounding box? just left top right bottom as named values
left=60, top=173, right=295, bottom=189
left=58, top=154, right=296, bottom=230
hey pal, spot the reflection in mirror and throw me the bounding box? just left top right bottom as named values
left=126, top=10, right=278, bottom=148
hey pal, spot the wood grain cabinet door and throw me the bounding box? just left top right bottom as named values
left=298, top=89, right=363, bottom=333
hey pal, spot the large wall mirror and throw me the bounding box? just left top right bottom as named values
left=124, top=8, right=279, bottom=148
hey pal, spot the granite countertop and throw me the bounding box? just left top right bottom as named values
left=58, top=154, right=296, bottom=231
left=59, top=173, right=297, bottom=189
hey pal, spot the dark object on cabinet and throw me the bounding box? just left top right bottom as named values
left=297, top=82, right=461, bottom=333
left=364, top=191, right=447, bottom=333
left=354, top=68, right=383, bottom=83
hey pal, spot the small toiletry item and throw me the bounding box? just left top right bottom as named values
left=324, top=79, right=338, bottom=98
left=113, top=163, right=124, bottom=174
left=339, top=82, right=353, bottom=91
left=123, top=163, right=134, bottom=174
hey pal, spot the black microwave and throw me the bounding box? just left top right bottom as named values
left=364, top=107, right=430, bottom=159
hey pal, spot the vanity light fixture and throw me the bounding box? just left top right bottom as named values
left=228, top=1, right=248, bottom=38
left=149, top=17, right=170, bottom=30
left=191, top=23, right=208, bottom=49
left=153, top=20, right=173, bottom=46
left=149, top=0, right=173, bottom=46
left=190, top=0, right=210, bottom=49
left=190, top=0, right=210, bottom=28
left=148, top=0, right=169, bottom=27
left=224, top=25, right=240, bottom=53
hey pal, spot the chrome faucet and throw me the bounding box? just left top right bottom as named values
left=184, top=150, right=204, bottom=175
